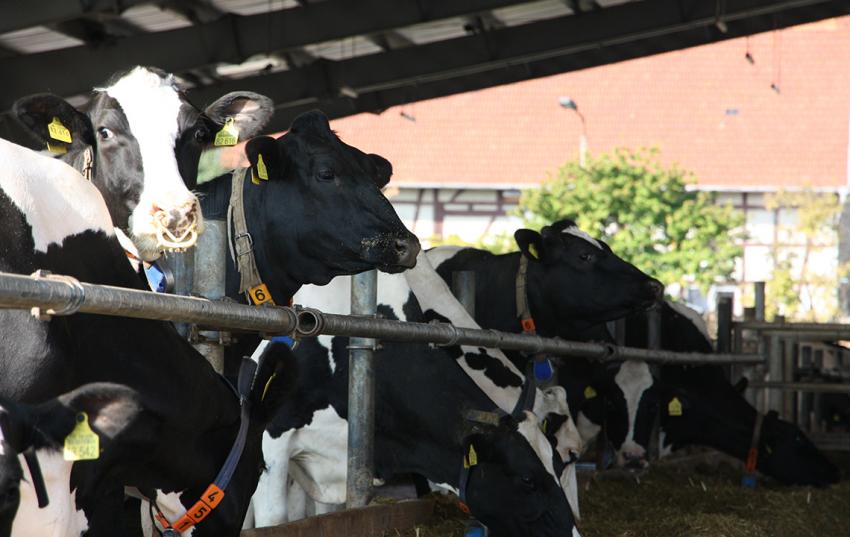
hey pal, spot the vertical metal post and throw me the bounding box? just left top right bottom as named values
left=646, top=306, right=662, bottom=460
left=451, top=271, right=476, bottom=317
left=768, top=334, right=783, bottom=412
left=163, top=249, right=194, bottom=338
left=192, top=220, right=227, bottom=373
left=347, top=270, right=377, bottom=509
left=717, top=293, right=734, bottom=382
left=783, top=339, right=796, bottom=422
left=754, top=282, right=766, bottom=322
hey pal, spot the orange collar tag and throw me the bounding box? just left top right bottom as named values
left=156, top=484, right=225, bottom=534
left=248, top=283, right=275, bottom=306
left=521, top=318, right=536, bottom=332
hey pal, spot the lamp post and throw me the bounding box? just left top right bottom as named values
left=559, top=96, right=588, bottom=168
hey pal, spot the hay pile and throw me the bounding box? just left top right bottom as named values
left=385, top=452, right=850, bottom=537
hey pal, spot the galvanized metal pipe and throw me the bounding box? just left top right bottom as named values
left=192, top=220, right=228, bottom=373
left=346, top=270, right=377, bottom=509
left=754, top=282, right=766, bottom=322
left=0, top=270, right=296, bottom=333
left=716, top=293, right=733, bottom=354
left=0, top=270, right=760, bottom=366
left=749, top=382, right=850, bottom=394
left=768, top=335, right=783, bottom=412
left=735, top=321, right=850, bottom=333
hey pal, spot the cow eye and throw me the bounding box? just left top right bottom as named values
left=579, top=252, right=594, bottom=262
left=97, top=127, right=113, bottom=140
left=520, top=476, right=535, bottom=489
left=194, top=127, right=210, bottom=143
left=317, top=168, right=336, bottom=181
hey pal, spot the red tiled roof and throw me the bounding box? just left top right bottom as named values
left=326, top=17, right=850, bottom=190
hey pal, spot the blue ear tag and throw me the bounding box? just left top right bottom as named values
left=144, top=262, right=168, bottom=293
left=464, top=522, right=488, bottom=537
left=533, top=359, right=554, bottom=382
left=272, top=335, right=296, bottom=349
left=741, top=474, right=758, bottom=489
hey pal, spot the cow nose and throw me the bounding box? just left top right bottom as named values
left=393, top=235, right=421, bottom=268
left=646, top=279, right=664, bottom=300
left=622, top=450, right=648, bottom=469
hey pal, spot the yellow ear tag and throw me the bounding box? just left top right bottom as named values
left=214, top=117, right=239, bottom=147
left=464, top=444, right=478, bottom=468
left=540, top=419, right=548, bottom=434
left=584, top=386, right=597, bottom=399
left=527, top=243, right=539, bottom=259
left=48, top=117, right=72, bottom=143
left=667, top=397, right=683, bottom=417
left=46, top=142, right=67, bottom=154
left=256, top=154, right=269, bottom=180
left=63, top=412, right=99, bottom=461
left=262, top=372, right=277, bottom=401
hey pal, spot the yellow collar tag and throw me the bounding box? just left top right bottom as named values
left=46, top=142, right=68, bottom=154
left=48, top=117, right=72, bottom=143
left=63, top=412, right=100, bottom=461
left=256, top=154, right=269, bottom=181
left=214, top=117, right=239, bottom=147
left=584, top=386, right=597, bottom=399
left=248, top=283, right=275, bottom=306
left=667, top=397, right=683, bottom=417
left=464, top=444, right=478, bottom=468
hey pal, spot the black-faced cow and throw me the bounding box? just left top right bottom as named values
left=253, top=255, right=583, bottom=537
left=13, top=65, right=273, bottom=261
left=0, top=129, right=416, bottom=535
left=570, top=301, right=840, bottom=486
left=0, top=383, right=149, bottom=537
left=197, top=110, right=420, bottom=377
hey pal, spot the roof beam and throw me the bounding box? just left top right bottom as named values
left=0, top=0, right=151, bottom=34
left=0, top=0, right=539, bottom=110
left=367, top=31, right=414, bottom=51
left=183, top=0, right=850, bottom=129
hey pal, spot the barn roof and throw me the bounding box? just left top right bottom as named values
left=326, top=17, right=850, bottom=190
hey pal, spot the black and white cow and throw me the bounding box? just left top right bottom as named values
left=13, top=66, right=273, bottom=261
left=570, top=301, right=840, bottom=486
left=250, top=223, right=662, bottom=534
left=197, top=111, right=420, bottom=376
left=0, top=383, right=150, bottom=537
left=0, top=124, right=416, bottom=535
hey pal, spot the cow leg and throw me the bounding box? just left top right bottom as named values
left=252, top=431, right=294, bottom=527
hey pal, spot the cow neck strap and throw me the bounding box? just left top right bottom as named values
left=150, top=359, right=257, bottom=536
left=227, top=168, right=276, bottom=306
left=745, top=412, right=765, bottom=474
left=516, top=255, right=548, bottom=369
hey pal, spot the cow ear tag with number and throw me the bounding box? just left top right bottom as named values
left=46, top=142, right=67, bottom=154
left=667, top=397, right=683, bottom=417
left=251, top=153, right=269, bottom=185
left=584, top=386, right=597, bottom=399
left=63, top=412, right=99, bottom=461
left=47, top=117, right=72, bottom=144
left=214, top=117, right=239, bottom=147
left=464, top=444, right=478, bottom=468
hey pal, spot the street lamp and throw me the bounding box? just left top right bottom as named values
left=559, top=96, right=588, bottom=168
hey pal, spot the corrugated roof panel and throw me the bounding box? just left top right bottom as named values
left=395, top=17, right=469, bottom=45
left=303, top=36, right=383, bottom=60
left=122, top=4, right=192, bottom=32
left=492, top=0, right=572, bottom=26
left=0, top=26, right=84, bottom=54
left=211, top=0, right=301, bottom=16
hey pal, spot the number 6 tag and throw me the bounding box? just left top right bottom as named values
left=249, top=283, right=275, bottom=306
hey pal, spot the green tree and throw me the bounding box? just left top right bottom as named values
left=516, top=147, right=743, bottom=294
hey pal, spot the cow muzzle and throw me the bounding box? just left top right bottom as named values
left=152, top=199, right=202, bottom=251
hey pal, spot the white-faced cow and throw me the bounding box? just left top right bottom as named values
left=567, top=301, right=840, bottom=486
left=13, top=66, right=273, bottom=261
left=0, top=383, right=150, bottom=537
left=253, top=252, right=583, bottom=537
left=0, top=122, right=417, bottom=536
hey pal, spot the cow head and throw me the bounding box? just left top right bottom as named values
left=0, top=384, right=148, bottom=537
left=13, top=66, right=273, bottom=261
left=462, top=412, right=578, bottom=537
left=756, top=410, right=840, bottom=487
left=515, top=220, right=662, bottom=337
left=241, top=111, right=419, bottom=291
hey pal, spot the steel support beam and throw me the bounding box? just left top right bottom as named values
left=187, top=0, right=850, bottom=132
left=0, top=0, right=149, bottom=34
left=0, top=0, right=537, bottom=110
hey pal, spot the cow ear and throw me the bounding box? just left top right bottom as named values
left=369, top=154, right=393, bottom=188
left=515, top=229, right=545, bottom=262
left=249, top=342, right=294, bottom=417
left=733, top=377, right=749, bottom=394
left=13, top=93, right=94, bottom=151
left=245, top=136, right=284, bottom=182
left=205, top=92, right=274, bottom=140
left=22, top=383, right=147, bottom=452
